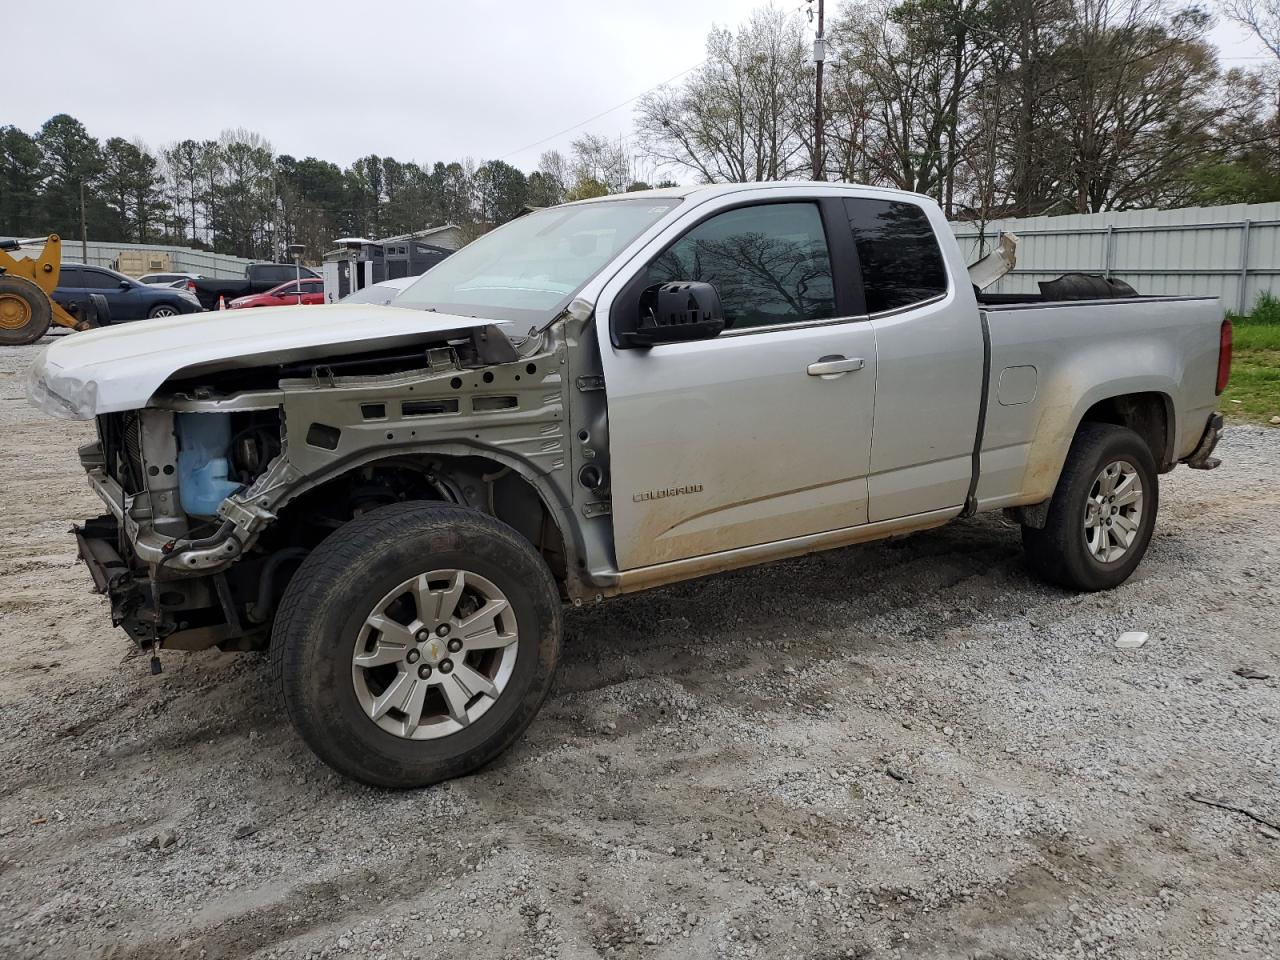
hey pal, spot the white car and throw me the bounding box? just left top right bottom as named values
left=338, top=276, right=418, bottom=306
left=138, top=272, right=203, bottom=286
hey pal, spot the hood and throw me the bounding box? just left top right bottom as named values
left=27, top=303, right=509, bottom=420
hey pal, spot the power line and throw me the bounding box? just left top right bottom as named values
left=497, top=62, right=704, bottom=161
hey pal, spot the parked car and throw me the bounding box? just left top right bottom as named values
left=52, top=264, right=201, bottom=322
left=227, top=277, right=324, bottom=309
left=188, top=263, right=320, bottom=310
left=138, top=272, right=203, bottom=286
left=338, top=275, right=418, bottom=306
left=30, top=183, right=1229, bottom=789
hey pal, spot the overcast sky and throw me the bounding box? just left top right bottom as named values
left=10, top=0, right=1275, bottom=177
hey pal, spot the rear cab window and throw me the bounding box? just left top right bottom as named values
left=844, top=198, right=947, bottom=314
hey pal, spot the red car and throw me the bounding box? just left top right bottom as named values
left=226, top=277, right=324, bottom=309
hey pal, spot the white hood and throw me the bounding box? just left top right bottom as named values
left=26, top=303, right=507, bottom=420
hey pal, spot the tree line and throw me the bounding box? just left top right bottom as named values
left=637, top=0, right=1280, bottom=221
left=0, top=119, right=673, bottom=261
left=2, top=0, right=1276, bottom=261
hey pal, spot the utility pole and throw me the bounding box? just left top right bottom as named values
left=79, top=181, right=88, bottom=262
left=812, top=0, right=825, bottom=181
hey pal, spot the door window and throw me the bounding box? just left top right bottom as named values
left=58, top=267, right=83, bottom=287
left=844, top=198, right=947, bottom=314
left=647, top=203, right=835, bottom=331
left=81, top=270, right=122, bottom=290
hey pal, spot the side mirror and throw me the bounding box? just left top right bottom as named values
left=118, top=279, right=131, bottom=289
left=619, top=281, right=725, bottom=348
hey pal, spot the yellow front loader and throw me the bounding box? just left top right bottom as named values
left=0, top=235, right=92, bottom=346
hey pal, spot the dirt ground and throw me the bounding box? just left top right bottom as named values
left=0, top=337, right=1277, bottom=960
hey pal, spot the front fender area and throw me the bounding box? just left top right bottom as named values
left=214, top=342, right=591, bottom=594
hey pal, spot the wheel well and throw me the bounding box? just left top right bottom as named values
left=269, top=454, right=569, bottom=590
left=1079, top=392, right=1173, bottom=470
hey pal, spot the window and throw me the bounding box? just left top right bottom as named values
left=396, top=198, right=678, bottom=325
left=646, top=203, right=834, bottom=330
left=58, top=267, right=83, bottom=287
left=845, top=198, right=947, bottom=314
left=303, top=280, right=323, bottom=291
left=81, top=270, right=122, bottom=290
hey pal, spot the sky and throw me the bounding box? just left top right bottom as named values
left=9, top=0, right=1276, bottom=178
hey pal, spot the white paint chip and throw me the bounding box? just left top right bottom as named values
left=1116, top=631, right=1149, bottom=649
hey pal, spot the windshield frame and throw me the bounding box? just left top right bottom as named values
left=393, top=197, right=682, bottom=325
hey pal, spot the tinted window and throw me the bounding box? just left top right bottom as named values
left=81, top=270, right=122, bottom=290
left=58, top=267, right=83, bottom=286
left=647, top=203, right=834, bottom=330
left=303, top=280, right=323, bottom=290
left=845, top=198, right=947, bottom=313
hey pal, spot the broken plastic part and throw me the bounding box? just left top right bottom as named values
left=967, top=232, right=1019, bottom=290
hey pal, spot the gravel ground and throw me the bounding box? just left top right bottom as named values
left=0, top=337, right=1277, bottom=960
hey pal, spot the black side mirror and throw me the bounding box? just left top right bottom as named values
left=620, top=281, right=725, bottom=348
left=118, top=279, right=131, bottom=289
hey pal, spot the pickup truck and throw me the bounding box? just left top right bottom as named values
left=27, top=182, right=1230, bottom=789
left=187, top=262, right=319, bottom=310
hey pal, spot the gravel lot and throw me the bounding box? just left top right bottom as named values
left=0, top=337, right=1277, bottom=960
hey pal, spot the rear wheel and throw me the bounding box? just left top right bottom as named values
left=0, top=276, right=52, bottom=346
left=271, top=503, right=562, bottom=788
left=1022, top=423, right=1159, bottom=591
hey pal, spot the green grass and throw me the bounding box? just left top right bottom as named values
left=1222, top=293, right=1280, bottom=423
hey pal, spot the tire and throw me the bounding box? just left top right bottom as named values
left=1022, top=423, right=1159, bottom=591
left=0, top=276, right=53, bottom=346
left=271, top=502, right=562, bottom=788
left=147, top=303, right=180, bottom=319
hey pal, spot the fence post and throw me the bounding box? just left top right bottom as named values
left=1238, top=219, right=1252, bottom=316
left=1103, top=224, right=1114, bottom=279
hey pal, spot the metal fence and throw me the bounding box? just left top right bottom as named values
left=0, top=237, right=255, bottom=279
left=950, top=201, right=1280, bottom=315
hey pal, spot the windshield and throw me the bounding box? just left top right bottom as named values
left=395, top=198, right=680, bottom=324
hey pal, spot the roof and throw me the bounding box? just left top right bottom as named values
left=564, top=181, right=931, bottom=206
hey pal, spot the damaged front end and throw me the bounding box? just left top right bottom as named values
left=70, top=319, right=585, bottom=657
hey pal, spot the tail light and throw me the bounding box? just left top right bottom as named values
left=1216, top=317, right=1232, bottom=395
left=187, top=280, right=197, bottom=291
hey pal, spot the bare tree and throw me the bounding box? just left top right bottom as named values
left=1222, top=0, right=1280, bottom=60
left=635, top=6, right=812, bottom=182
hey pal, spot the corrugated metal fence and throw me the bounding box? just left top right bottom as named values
left=0, top=238, right=255, bottom=279
left=950, top=202, right=1280, bottom=314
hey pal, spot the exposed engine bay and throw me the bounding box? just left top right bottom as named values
left=71, top=315, right=613, bottom=656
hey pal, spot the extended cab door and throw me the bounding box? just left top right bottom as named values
left=844, top=197, right=986, bottom=521
left=598, top=196, right=878, bottom=571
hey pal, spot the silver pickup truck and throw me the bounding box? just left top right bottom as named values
left=27, top=182, right=1231, bottom=788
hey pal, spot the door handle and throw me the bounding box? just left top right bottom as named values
left=807, top=355, right=865, bottom=378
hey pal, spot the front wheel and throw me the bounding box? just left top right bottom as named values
left=270, top=503, right=562, bottom=788
left=147, top=303, right=179, bottom=319
left=1022, top=423, right=1159, bottom=591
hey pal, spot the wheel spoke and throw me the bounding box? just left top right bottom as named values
left=458, top=597, right=509, bottom=638
left=439, top=675, right=472, bottom=726
left=452, top=662, right=498, bottom=700
left=418, top=571, right=465, bottom=623
left=1098, top=467, right=1118, bottom=496
left=1112, top=474, right=1140, bottom=507
left=399, top=679, right=429, bottom=735
left=353, top=639, right=408, bottom=669
left=364, top=614, right=414, bottom=647
left=370, top=672, right=415, bottom=721
left=1113, top=514, right=1138, bottom=546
